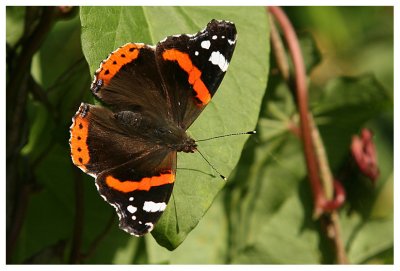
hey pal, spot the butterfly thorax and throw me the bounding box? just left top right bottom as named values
left=115, top=110, right=197, bottom=153
left=152, top=126, right=197, bottom=153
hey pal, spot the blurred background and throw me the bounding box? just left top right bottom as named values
left=286, top=7, right=393, bottom=94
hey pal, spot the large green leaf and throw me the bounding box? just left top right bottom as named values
left=80, top=6, right=269, bottom=249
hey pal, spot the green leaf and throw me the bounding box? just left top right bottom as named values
left=31, top=15, right=86, bottom=89
left=6, top=6, right=25, bottom=46
left=313, top=75, right=392, bottom=168
left=14, top=144, right=75, bottom=263
left=80, top=6, right=270, bottom=249
left=340, top=208, right=393, bottom=264
left=146, top=193, right=228, bottom=264
left=299, top=32, right=322, bottom=74
left=226, top=132, right=321, bottom=263
left=84, top=225, right=147, bottom=264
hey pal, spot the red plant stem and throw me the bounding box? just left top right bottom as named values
left=268, top=6, right=324, bottom=217
left=268, top=7, right=348, bottom=264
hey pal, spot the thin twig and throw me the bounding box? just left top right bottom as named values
left=309, top=114, right=334, bottom=200
left=7, top=7, right=57, bottom=161
left=268, top=14, right=290, bottom=81
left=29, top=75, right=56, bottom=116
left=321, top=212, right=348, bottom=264
left=6, top=184, right=33, bottom=263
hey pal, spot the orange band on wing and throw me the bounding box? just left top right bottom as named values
left=95, top=43, right=143, bottom=86
left=70, top=112, right=90, bottom=171
left=162, top=49, right=211, bottom=105
left=105, top=171, right=175, bottom=193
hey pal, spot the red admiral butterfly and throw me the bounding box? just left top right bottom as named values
left=69, top=19, right=237, bottom=236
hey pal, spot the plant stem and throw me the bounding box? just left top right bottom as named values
left=268, top=6, right=348, bottom=264
left=268, top=6, right=324, bottom=217
left=268, top=15, right=290, bottom=82
left=309, top=114, right=334, bottom=200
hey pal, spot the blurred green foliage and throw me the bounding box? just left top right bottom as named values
left=6, top=6, right=393, bottom=264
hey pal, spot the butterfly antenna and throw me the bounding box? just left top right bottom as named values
left=196, top=130, right=256, bottom=142
left=196, top=148, right=227, bottom=181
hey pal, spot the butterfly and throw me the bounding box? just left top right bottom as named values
left=69, top=19, right=237, bottom=236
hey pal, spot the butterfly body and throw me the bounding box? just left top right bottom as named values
left=114, top=109, right=197, bottom=153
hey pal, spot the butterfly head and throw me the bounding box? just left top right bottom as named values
left=176, top=136, right=197, bottom=153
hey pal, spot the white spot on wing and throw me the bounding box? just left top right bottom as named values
left=132, top=215, right=136, bottom=220
left=228, top=39, right=236, bottom=45
left=201, top=40, right=211, bottom=49
left=143, top=201, right=167, bottom=212
left=195, top=51, right=199, bottom=56
left=127, top=205, right=137, bottom=214
left=209, top=51, right=229, bottom=72
left=129, top=197, right=134, bottom=201
left=145, top=222, right=154, bottom=232
left=212, top=35, right=217, bottom=40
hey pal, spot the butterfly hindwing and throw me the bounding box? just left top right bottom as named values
left=70, top=103, right=177, bottom=236
left=96, top=152, right=176, bottom=236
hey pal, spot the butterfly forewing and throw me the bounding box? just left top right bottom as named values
left=156, top=19, right=237, bottom=129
